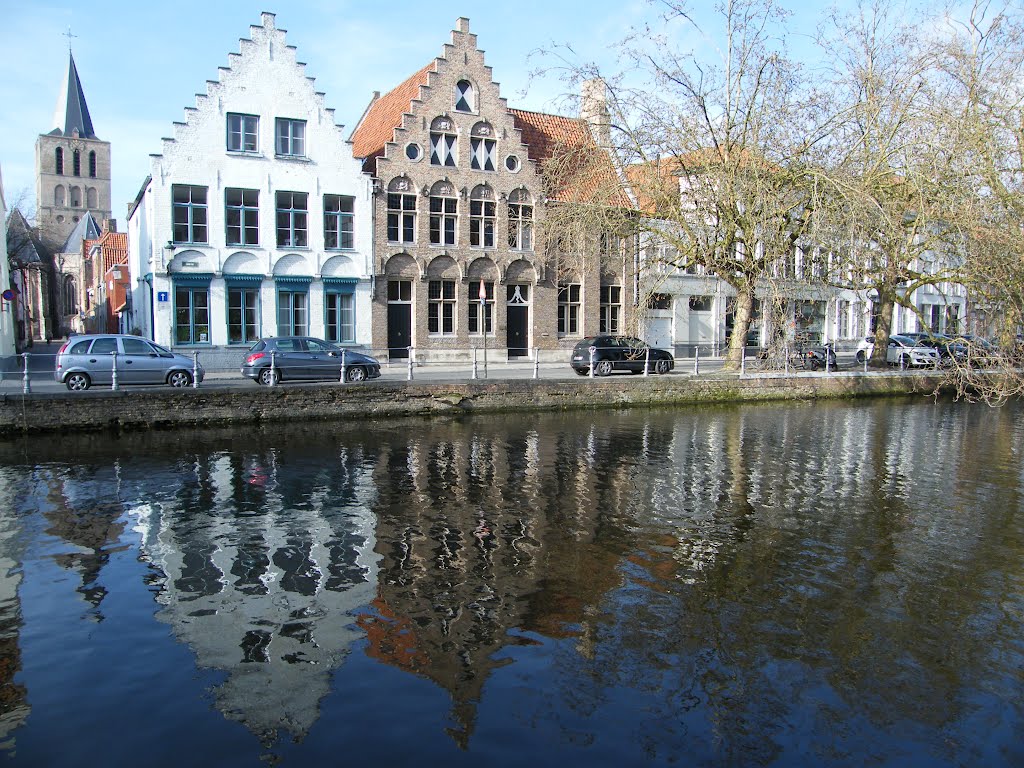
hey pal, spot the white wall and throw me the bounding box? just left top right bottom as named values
left=128, top=13, right=373, bottom=350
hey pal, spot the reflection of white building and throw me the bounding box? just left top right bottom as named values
left=126, top=452, right=378, bottom=742
left=127, top=13, right=373, bottom=352
left=0, top=468, right=30, bottom=750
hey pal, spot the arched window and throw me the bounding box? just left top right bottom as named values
left=86, top=188, right=98, bottom=208
left=508, top=189, right=533, bottom=250
left=469, top=185, right=495, bottom=248
left=55, top=147, right=64, bottom=175
left=429, top=116, right=457, bottom=167
left=70, top=186, right=81, bottom=207
left=454, top=80, right=474, bottom=112
left=63, top=276, right=77, bottom=315
left=428, top=180, right=457, bottom=246
left=72, top=149, right=81, bottom=177
left=88, top=151, right=97, bottom=178
left=54, top=185, right=66, bottom=207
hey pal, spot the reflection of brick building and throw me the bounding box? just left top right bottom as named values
left=361, top=417, right=633, bottom=745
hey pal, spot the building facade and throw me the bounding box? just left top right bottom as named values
left=127, top=13, right=373, bottom=353
left=351, top=19, right=632, bottom=362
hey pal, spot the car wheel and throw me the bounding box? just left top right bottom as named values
left=167, top=370, right=192, bottom=388
left=855, top=350, right=865, bottom=364
left=654, top=359, right=670, bottom=375
left=258, top=367, right=280, bottom=386
left=65, top=372, right=91, bottom=391
left=594, top=360, right=614, bottom=377
left=346, top=366, right=367, bottom=383
left=574, top=368, right=589, bottom=376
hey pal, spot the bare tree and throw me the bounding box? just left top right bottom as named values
left=812, top=0, right=973, bottom=368
left=538, top=0, right=834, bottom=367
left=930, top=0, right=1024, bottom=401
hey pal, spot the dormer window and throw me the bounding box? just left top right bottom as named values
left=455, top=80, right=474, bottom=112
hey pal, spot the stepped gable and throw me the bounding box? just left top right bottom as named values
left=155, top=12, right=345, bottom=161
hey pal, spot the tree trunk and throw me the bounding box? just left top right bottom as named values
left=870, top=292, right=895, bottom=367
left=723, top=288, right=754, bottom=370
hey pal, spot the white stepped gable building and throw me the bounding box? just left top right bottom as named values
left=127, top=13, right=373, bottom=351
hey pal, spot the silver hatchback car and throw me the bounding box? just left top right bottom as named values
left=55, top=334, right=204, bottom=391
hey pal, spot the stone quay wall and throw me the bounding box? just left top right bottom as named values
left=0, top=374, right=949, bottom=437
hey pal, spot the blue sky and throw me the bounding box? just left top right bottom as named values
left=0, top=0, right=852, bottom=221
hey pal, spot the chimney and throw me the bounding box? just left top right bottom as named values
left=103, top=218, right=117, bottom=234
left=581, top=78, right=611, bottom=149
left=456, top=17, right=470, bottom=33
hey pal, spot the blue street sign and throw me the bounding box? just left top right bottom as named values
left=157, top=291, right=169, bottom=303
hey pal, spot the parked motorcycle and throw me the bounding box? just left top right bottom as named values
left=801, top=344, right=838, bottom=371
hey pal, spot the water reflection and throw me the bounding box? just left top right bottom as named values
left=0, top=400, right=1020, bottom=766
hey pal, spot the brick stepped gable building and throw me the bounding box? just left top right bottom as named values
left=127, top=13, right=373, bottom=355
left=351, top=18, right=633, bottom=362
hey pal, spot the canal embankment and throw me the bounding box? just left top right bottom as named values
left=0, top=371, right=950, bottom=436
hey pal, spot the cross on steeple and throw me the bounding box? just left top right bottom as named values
left=64, top=26, right=77, bottom=52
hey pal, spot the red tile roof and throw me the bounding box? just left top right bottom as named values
left=350, top=62, right=436, bottom=164
left=84, top=231, right=129, bottom=274
left=510, top=109, right=631, bottom=207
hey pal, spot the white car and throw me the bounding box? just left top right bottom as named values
left=886, top=334, right=941, bottom=368
left=855, top=334, right=940, bottom=367
left=855, top=336, right=875, bottom=364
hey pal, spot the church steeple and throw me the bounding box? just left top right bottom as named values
left=50, top=52, right=97, bottom=139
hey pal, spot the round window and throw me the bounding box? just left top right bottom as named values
left=505, top=155, right=521, bottom=172
left=406, top=143, right=422, bottom=161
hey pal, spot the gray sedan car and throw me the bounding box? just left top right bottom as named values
left=55, top=334, right=204, bottom=391
left=241, top=337, right=381, bottom=385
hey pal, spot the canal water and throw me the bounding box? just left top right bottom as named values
left=0, top=399, right=1021, bottom=767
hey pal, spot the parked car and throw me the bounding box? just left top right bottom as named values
left=887, top=334, right=941, bottom=368
left=570, top=336, right=675, bottom=376
left=54, top=334, right=204, bottom=391
left=241, top=337, right=381, bottom=385
left=855, top=336, right=875, bottom=364
left=902, top=332, right=970, bottom=366
left=951, top=334, right=1000, bottom=367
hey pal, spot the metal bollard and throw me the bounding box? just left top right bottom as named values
left=407, top=347, right=414, bottom=380
left=269, top=350, right=277, bottom=387
left=864, top=354, right=869, bottom=374
left=825, top=346, right=830, bottom=375
left=741, top=346, right=746, bottom=376
left=643, top=347, right=650, bottom=377
left=340, top=349, right=348, bottom=383
left=900, top=354, right=907, bottom=371
left=589, top=346, right=596, bottom=378
left=192, top=351, right=200, bottom=388
left=533, top=348, right=540, bottom=379
left=22, top=353, right=31, bottom=395
left=694, top=347, right=700, bottom=376
left=472, top=347, right=478, bottom=380
left=111, top=350, right=119, bottom=391
left=784, top=345, right=790, bottom=375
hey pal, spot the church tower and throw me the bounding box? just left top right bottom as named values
left=35, top=50, right=112, bottom=251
